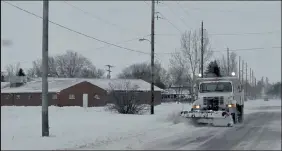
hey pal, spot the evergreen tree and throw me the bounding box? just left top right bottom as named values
left=204, top=60, right=221, bottom=77
left=17, top=68, right=26, bottom=76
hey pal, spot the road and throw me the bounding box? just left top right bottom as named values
left=141, top=105, right=281, bottom=150
left=77, top=101, right=281, bottom=150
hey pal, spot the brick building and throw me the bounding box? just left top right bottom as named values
left=1, top=78, right=162, bottom=107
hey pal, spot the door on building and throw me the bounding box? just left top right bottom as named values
left=83, top=93, right=88, bottom=108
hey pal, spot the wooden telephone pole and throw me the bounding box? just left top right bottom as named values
left=150, top=0, right=155, bottom=115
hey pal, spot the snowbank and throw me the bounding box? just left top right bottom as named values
left=1, top=102, right=191, bottom=150
left=1, top=99, right=280, bottom=150
left=244, top=99, right=281, bottom=114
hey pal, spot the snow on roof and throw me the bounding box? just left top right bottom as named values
left=1, top=78, right=83, bottom=93
left=1, top=78, right=163, bottom=93
left=85, top=78, right=163, bottom=91
left=1, top=82, right=10, bottom=89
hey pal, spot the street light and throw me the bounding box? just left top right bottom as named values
left=138, top=37, right=155, bottom=115
left=139, top=38, right=151, bottom=43
left=231, top=72, right=236, bottom=76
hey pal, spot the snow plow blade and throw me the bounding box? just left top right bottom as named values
left=180, top=110, right=234, bottom=127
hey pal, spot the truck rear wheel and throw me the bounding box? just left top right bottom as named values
left=237, top=105, right=244, bottom=123
left=231, top=113, right=238, bottom=124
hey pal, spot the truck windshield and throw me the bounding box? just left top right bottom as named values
left=200, top=82, right=232, bottom=93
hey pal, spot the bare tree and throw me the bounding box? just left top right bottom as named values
left=5, top=62, right=21, bottom=79
left=217, top=52, right=237, bottom=76
left=169, top=29, right=213, bottom=101
left=27, top=50, right=105, bottom=78
left=118, top=61, right=168, bottom=89
left=56, top=50, right=93, bottom=78
left=107, top=80, right=148, bottom=114
left=27, top=56, right=59, bottom=78
left=80, top=65, right=105, bottom=78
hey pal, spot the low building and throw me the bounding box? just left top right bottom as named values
left=161, top=84, right=192, bottom=103
left=1, top=78, right=162, bottom=107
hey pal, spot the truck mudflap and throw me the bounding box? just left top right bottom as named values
left=180, top=110, right=234, bottom=127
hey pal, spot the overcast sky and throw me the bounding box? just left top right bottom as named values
left=1, top=1, right=281, bottom=83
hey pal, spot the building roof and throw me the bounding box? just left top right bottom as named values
left=1, top=82, right=10, bottom=89
left=1, top=78, right=163, bottom=93
left=1, top=78, right=83, bottom=93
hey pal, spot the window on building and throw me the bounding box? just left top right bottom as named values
left=94, top=94, right=100, bottom=100
left=52, top=94, right=57, bottom=100
left=28, top=95, right=32, bottom=100
left=131, top=95, right=136, bottom=100
left=16, top=95, right=20, bottom=99
left=69, top=94, right=75, bottom=99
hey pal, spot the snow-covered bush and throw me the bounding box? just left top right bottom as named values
left=106, top=80, right=148, bottom=114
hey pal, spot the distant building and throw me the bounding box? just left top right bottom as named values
left=1, top=78, right=163, bottom=106
left=161, top=84, right=191, bottom=103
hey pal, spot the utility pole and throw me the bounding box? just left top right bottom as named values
left=42, top=0, right=49, bottom=137
left=254, top=77, right=257, bottom=99
left=227, top=47, right=230, bottom=76
left=251, top=70, right=254, bottom=99
left=245, top=63, right=248, bottom=100
left=201, top=21, right=204, bottom=77
left=242, top=60, right=244, bottom=83
left=105, top=65, right=114, bottom=79
left=249, top=68, right=252, bottom=86
left=150, top=0, right=155, bottom=115
left=238, top=56, right=241, bottom=81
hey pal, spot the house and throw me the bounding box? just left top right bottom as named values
left=161, top=84, right=192, bottom=103
left=1, top=77, right=163, bottom=106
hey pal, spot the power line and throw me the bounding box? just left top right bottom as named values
left=157, top=12, right=182, bottom=34
left=93, top=34, right=151, bottom=51
left=65, top=1, right=167, bottom=54
left=175, top=1, right=190, bottom=19
left=155, top=30, right=281, bottom=36
left=63, top=1, right=142, bottom=36
left=3, top=1, right=150, bottom=55
left=143, top=1, right=150, bottom=6
left=157, top=46, right=281, bottom=55
left=4, top=1, right=280, bottom=57
left=143, top=2, right=183, bottom=34
left=162, top=2, right=190, bottom=29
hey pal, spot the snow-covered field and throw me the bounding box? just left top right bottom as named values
left=1, top=99, right=281, bottom=150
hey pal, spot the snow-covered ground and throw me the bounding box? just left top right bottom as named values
left=1, top=99, right=281, bottom=150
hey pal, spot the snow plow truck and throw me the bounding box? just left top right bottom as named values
left=180, top=75, right=244, bottom=127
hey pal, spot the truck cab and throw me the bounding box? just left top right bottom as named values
left=192, top=77, right=244, bottom=123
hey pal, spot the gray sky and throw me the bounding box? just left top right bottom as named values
left=1, top=1, right=281, bottom=83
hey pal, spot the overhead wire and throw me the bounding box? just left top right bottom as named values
left=155, top=30, right=281, bottom=37
left=3, top=1, right=151, bottom=55
left=157, top=46, right=282, bottom=55
left=64, top=1, right=169, bottom=54
left=63, top=1, right=143, bottom=36
left=175, top=1, right=190, bottom=19
left=93, top=34, right=151, bottom=51
left=161, top=2, right=191, bottom=30
left=157, top=12, right=182, bottom=34
left=3, top=1, right=280, bottom=59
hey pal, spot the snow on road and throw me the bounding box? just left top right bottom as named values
left=1, top=99, right=281, bottom=150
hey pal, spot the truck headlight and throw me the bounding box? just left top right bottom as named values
left=227, top=104, right=236, bottom=108
left=193, top=105, right=200, bottom=109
